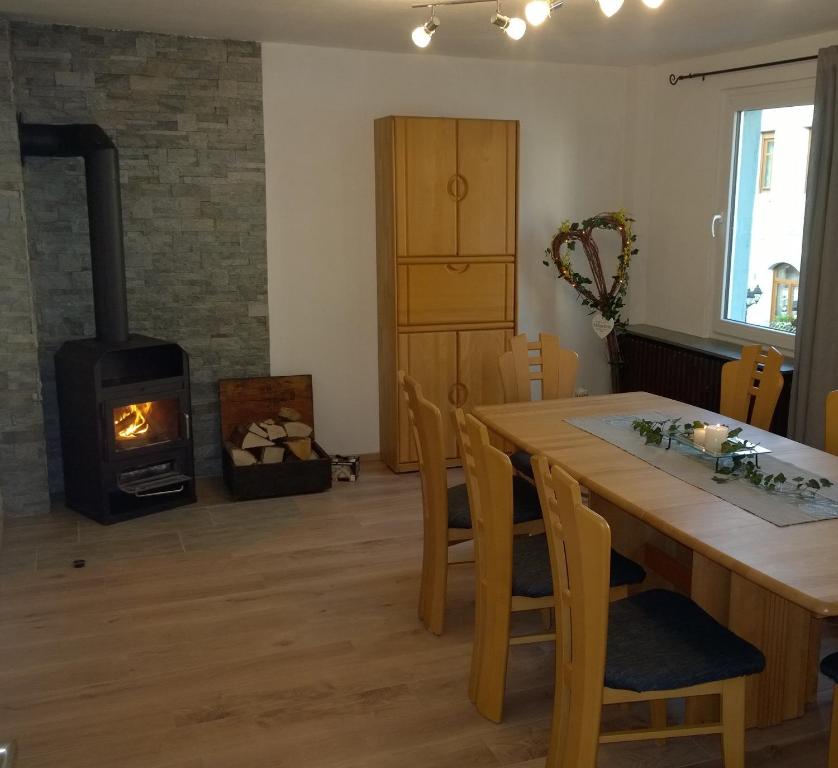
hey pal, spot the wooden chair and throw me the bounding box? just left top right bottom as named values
left=498, top=332, right=579, bottom=478
left=826, top=391, right=838, bottom=456
left=531, top=454, right=766, bottom=768
left=499, top=332, right=579, bottom=404
left=719, top=344, right=784, bottom=431
left=458, top=411, right=555, bottom=723
left=456, top=411, right=646, bottom=723
left=399, top=372, right=543, bottom=636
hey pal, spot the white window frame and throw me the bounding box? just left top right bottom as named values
left=711, top=79, right=815, bottom=356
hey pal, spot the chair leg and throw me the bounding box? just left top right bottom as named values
left=419, top=534, right=449, bottom=636
left=468, top=588, right=484, bottom=703
left=474, top=598, right=511, bottom=723
left=650, top=699, right=667, bottom=744
left=720, top=678, right=746, bottom=768
left=829, top=685, right=838, bottom=768
left=541, top=607, right=552, bottom=631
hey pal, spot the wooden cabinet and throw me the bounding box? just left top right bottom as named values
left=376, top=115, right=518, bottom=472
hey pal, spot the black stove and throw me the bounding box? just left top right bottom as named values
left=20, top=119, right=196, bottom=524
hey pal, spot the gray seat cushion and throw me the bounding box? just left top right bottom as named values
left=511, top=535, right=646, bottom=599
left=447, top=477, right=543, bottom=530
left=821, top=652, right=838, bottom=683
left=606, top=589, right=766, bottom=692
left=510, top=451, right=535, bottom=478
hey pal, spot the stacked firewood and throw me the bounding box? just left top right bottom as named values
left=224, top=406, right=316, bottom=466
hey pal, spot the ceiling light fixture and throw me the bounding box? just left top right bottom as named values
left=409, top=0, right=661, bottom=47
left=598, top=0, right=625, bottom=17
left=524, top=0, right=564, bottom=26
left=491, top=10, right=527, bottom=40
left=412, top=7, right=440, bottom=47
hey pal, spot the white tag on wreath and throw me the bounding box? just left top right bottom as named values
left=592, top=313, right=615, bottom=339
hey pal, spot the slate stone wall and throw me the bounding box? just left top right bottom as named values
left=0, top=19, right=51, bottom=516
left=10, top=23, right=269, bottom=496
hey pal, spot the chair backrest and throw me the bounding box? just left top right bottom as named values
left=532, top=454, right=610, bottom=768
left=499, top=332, right=579, bottom=403
left=455, top=411, right=515, bottom=596
left=827, top=391, right=838, bottom=456
left=719, top=344, right=784, bottom=431
left=400, top=372, right=448, bottom=539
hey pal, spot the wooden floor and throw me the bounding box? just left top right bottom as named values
left=0, top=459, right=836, bottom=768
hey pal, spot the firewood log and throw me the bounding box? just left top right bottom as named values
left=247, top=422, right=269, bottom=439
left=260, top=445, right=286, bottom=464
left=283, top=421, right=313, bottom=438
left=278, top=406, right=302, bottom=422
left=285, top=438, right=312, bottom=461
left=263, top=423, right=287, bottom=441
left=225, top=441, right=258, bottom=466
left=230, top=423, right=274, bottom=450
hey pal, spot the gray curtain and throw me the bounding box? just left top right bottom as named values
left=789, top=46, right=838, bottom=448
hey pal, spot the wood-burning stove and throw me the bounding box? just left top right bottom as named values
left=20, top=119, right=196, bottom=524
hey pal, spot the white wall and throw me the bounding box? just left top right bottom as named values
left=263, top=43, right=629, bottom=454
left=626, top=31, right=838, bottom=339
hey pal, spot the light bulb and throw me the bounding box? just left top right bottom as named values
left=642, top=0, right=665, bottom=6
left=525, top=0, right=551, bottom=25
left=411, top=16, right=439, bottom=48
left=412, top=26, right=432, bottom=47
left=598, top=0, right=624, bottom=17
left=505, top=17, right=527, bottom=39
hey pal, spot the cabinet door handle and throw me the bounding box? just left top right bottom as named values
left=448, top=382, right=468, bottom=407
left=455, top=174, right=469, bottom=202
left=446, top=174, right=469, bottom=202
left=445, top=263, right=470, bottom=274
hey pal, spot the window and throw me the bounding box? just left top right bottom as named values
left=718, top=96, right=814, bottom=347
left=759, top=131, right=775, bottom=191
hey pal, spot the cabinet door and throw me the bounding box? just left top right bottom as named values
left=397, top=262, right=514, bottom=326
left=457, top=120, right=517, bottom=257
left=395, top=118, right=458, bottom=257
left=457, top=329, right=513, bottom=414
left=398, top=332, right=459, bottom=463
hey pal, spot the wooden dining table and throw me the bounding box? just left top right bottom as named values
left=474, top=391, right=838, bottom=729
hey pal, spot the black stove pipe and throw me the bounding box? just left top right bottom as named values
left=18, top=120, right=129, bottom=345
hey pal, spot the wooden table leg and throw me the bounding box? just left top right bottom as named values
left=686, top=553, right=730, bottom=724
left=728, top=574, right=821, bottom=727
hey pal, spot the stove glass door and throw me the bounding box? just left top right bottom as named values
left=111, top=396, right=182, bottom=452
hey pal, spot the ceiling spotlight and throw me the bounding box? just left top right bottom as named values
left=524, top=1, right=563, bottom=26
left=598, top=0, right=624, bottom=17
left=641, top=0, right=665, bottom=7
left=491, top=12, right=527, bottom=40
left=411, top=13, right=440, bottom=48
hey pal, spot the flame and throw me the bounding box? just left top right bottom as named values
left=114, top=402, right=153, bottom=440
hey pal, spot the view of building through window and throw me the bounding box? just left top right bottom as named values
left=725, top=104, right=813, bottom=335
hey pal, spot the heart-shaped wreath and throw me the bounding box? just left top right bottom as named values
left=544, top=211, right=638, bottom=391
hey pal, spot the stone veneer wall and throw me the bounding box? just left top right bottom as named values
left=0, top=20, right=51, bottom=516
left=6, top=22, right=269, bottom=504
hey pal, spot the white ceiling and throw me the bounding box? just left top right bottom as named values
left=1, top=0, right=837, bottom=66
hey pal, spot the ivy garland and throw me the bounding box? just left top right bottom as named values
left=631, top=417, right=834, bottom=499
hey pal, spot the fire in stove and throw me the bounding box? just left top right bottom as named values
left=114, top=402, right=153, bottom=440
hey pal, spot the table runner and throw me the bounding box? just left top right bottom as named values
left=566, top=412, right=838, bottom=527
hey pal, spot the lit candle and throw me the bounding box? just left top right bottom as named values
left=704, top=425, right=730, bottom=453
left=693, top=427, right=706, bottom=447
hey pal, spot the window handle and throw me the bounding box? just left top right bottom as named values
left=711, top=213, right=724, bottom=239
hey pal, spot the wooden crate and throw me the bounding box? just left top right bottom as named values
left=218, top=375, right=332, bottom=501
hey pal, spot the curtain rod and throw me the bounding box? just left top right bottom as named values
left=669, top=54, right=818, bottom=86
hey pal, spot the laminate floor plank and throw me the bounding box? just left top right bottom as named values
left=0, top=461, right=835, bottom=767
